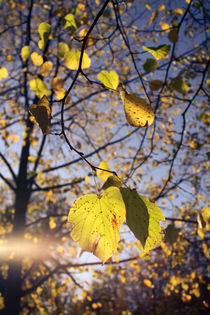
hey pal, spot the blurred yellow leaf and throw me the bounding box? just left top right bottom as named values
left=96, top=160, right=112, bottom=182
left=40, top=61, right=53, bottom=76
left=29, top=78, right=51, bottom=98
left=21, top=46, right=30, bottom=62
left=0, top=67, right=8, bottom=80
left=31, top=52, right=43, bottom=66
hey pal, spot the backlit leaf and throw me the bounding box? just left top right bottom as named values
left=68, top=187, right=126, bottom=263
left=0, top=67, right=8, bottom=80
left=197, top=208, right=210, bottom=231
left=29, top=95, right=51, bottom=134
left=121, top=188, right=165, bottom=252
left=64, top=49, right=91, bottom=70
left=119, top=87, right=155, bottom=127
left=149, top=9, right=158, bottom=25
left=97, top=71, right=119, bottom=90
left=142, top=45, right=171, bottom=60
left=160, top=22, right=170, bottom=31
left=29, top=78, right=51, bottom=98
left=39, top=61, right=53, bottom=76
left=38, top=22, right=51, bottom=50
left=57, top=42, right=69, bottom=59
left=143, top=58, right=159, bottom=73
left=96, top=160, right=112, bottom=182
left=21, top=46, right=30, bottom=62
left=64, top=14, right=77, bottom=32
left=171, top=77, right=190, bottom=94
left=31, top=52, right=43, bottom=66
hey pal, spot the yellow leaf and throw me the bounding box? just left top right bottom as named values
left=149, top=9, right=158, bottom=25
left=64, top=49, right=91, bottom=70
left=144, top=279, right=153, bottom=288
left=31, top=52, right=43, bottom=66
left=0, top=67, right=8, bottom=80
left=96, top=160, right=112, bottom=182
left=55, top=88, right=66, bottom=100
left=29, top=95, right=51, bottom=134
left=51, top=77, right=64, bottom=90
left=158, top=4, right=165, bottom=11
left=97, top=70, right=119, bottom=90
left=57, top=42, right=69, bottom=59
left=49, top=217, right=56, bottom=229
left=21, top=46, right=30, bottom=62
left=119, top=86, right=155, bottom=127
left=160, top=22, right=170, bottom=32
left=39, top=61, right=53, bottom=76
left=29, top=78, right=51, bottom=98
left=173, top=8, right=183, bottom=15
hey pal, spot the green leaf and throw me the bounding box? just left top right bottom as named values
left=207, top=152, right=210, bottom=161
left=171, top=77, right=190, bottom=94
left=38, top=22, right=51, bottom=50
left=143, top=58, right=159, bottom=73
left=64, top=49, right=91, bottom=70
left=64, top=14, right=77, bottom=33
left=149, top=80, right=164, bottom=91
left=165, top=224, right=180, bottom=245
left=57, top=42, right=69, bottom=59
left=29, top=78, right=51, bottom=98
left=21, top=46, right=30, bottom=62
left=142, top=44, right=171, bottom=60
left=97, top=71, right=119, bottom=90
left=68, top=187, right=126, bottom=263
left=121, top=188, right=165, bottom=251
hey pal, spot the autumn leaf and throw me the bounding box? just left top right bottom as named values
left=97, top=71, right=119, bottom=90
left=165, top=224, right=180, bottom=245
left=57, top=42, right=69, bottom=59
left=68, top=187, right=126, bottom=263
left=149, top=80, right=164, bottom=91
left=168, top=29, right=179, bottom=43
left=121, top=188, right=165, bottom=251
left=0, top=67, right=8, bottom=80
left=39, top=61, right=53, bottom=76
left=29, top=95, right=51, bottom=134
left=38, top=22, right=51, bottom=50
left=31, top=52, right=43, bottom=66
left=171, top=77, right=190, bottom=94
left=119, top=86, right=155, bottom=127
left=64, top=13, right=77, bottom=32
left=143, top=58, right=159, bottom=73
left=29, top=78, right=51, bottom=98
left=64, top=49, right=91, bottom=70
left=21, top=46, right=30, bottom=62
left=142, top=44, right=171, bottom=60
left=96, top=160, right=112, bottom=182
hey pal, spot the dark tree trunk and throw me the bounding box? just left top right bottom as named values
left=3, top=121, right=33, bottom=315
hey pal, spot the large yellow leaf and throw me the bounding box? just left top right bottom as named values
left=29, top=95, right=51, bottom=135
left=119, top=87, right=155, bottom=127
left=68, top=187, right=126, bottom=263
left=64, top=49, right=91, bottom=70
